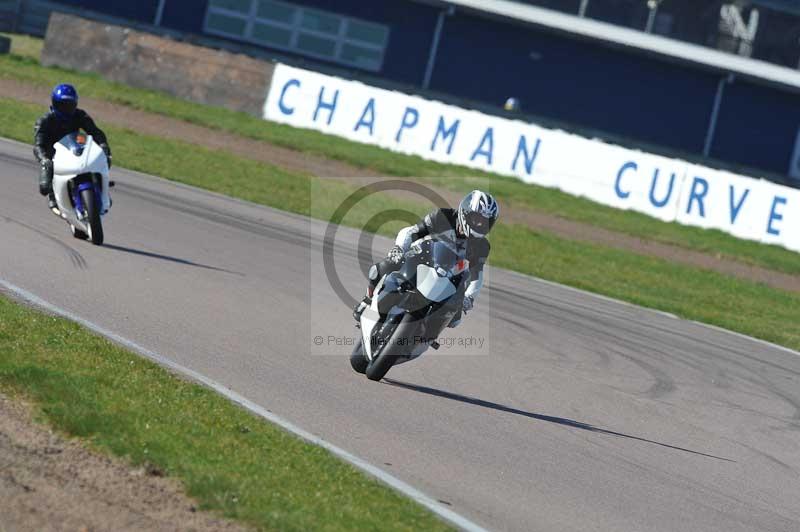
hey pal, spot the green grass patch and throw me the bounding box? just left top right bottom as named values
left=1, top=47, right=798, bottom=275
left=0, top=32, right=43, bottom=60
left=0, top=294, right=452, bottom=531
left=1, top=96, right=798, bottom=353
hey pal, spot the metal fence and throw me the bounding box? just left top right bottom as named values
left=0, top=0, right=88, bottom=36
left=517, top=0, right=800, bottom=69
left=0, top=0, right=53, bottom=35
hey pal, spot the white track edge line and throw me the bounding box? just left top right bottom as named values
left=0, top=277, right=488, bottom=532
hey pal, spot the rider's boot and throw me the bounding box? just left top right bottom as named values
left=47, top=192, right=59, bottom=213
left=447, top=308, right=462, bottom=328
left=355, top=258, right=397, bottom=325
left=353, top=287, right=374, bottom=325
left=39, top=160, right=58, bottom=213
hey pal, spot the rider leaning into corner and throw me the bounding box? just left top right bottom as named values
left=354, top=189, right=500, bottom=328
left=33, top=83, right=112, bottom=211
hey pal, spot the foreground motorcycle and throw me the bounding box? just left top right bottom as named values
left=51, top=133, right=112, bottom=245
left=351, top=237, right=469, bottom=381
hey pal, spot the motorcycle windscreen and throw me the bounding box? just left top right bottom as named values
left=431, top=240, right=459, bottom=265
left=53, top=133, right=106, bottom=175
left=57, top=132, right=84, bottom=155
left=416, top=264, right=457, bottom=302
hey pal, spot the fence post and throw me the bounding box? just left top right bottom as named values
left=154, top=0, right=166, bottom=26
left=12, top=0, right=23, bottom=33
left=423, top=5, right=453, bottom=90
left=578, top=0, right=589, bottom=18
left=703, top=73, right=734, bottom=158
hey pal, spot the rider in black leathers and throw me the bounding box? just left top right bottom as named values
left=354, top=190, right=500, bottom=328
left=34, top=84, right=111, bottom=210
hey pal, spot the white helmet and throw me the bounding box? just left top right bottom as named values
left=457, top=190, right=499, bottom=238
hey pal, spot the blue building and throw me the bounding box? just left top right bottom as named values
left=23, top=0, right=800, bottom=185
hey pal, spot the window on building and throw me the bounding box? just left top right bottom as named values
left=204, top=0, right=390, bottom=71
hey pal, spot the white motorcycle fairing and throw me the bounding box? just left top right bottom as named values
left=52, top=133, right=111, bottom=230
left=359, top=238, right=465, bottom=362
left=360, top=299, right=425, bottom=363
left=416, top=264, right=457, bottom=302
left=360, top=274, right=394, bottom=361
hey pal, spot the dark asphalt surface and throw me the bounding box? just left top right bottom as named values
left=1, top=139, right=798, bottom=531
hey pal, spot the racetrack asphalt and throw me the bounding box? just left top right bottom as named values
left=1, top=139, right=798, bottom=532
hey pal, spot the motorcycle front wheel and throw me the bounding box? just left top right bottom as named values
left=366, top=313, right=417, bottom=382
left=81, top=188, right=104, bottom=246
left=350, top=338, right=368, bottom=374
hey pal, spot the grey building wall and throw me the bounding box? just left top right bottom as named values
left=41, top=12, right=276, bottom=116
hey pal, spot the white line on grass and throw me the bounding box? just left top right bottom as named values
left=0, top=277, right=488, bottom=532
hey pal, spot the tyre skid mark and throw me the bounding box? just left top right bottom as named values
left=1, top=215, right=87, bottom=270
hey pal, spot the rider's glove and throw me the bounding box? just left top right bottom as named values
left=100, top=143, right=112, bottom=168
left=387, top=245, right=404, bottom=265
left=462, top=296, right=474, bottom=314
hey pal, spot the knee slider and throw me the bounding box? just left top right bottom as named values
left=369, top=264, right=380, bottom=280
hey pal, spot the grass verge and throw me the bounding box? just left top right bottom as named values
left=0, top=294, right=451, bottom=531
left=0, top=32, right=42, bottom=60
left=0, top=43, right=798, bottom=275
left=1, top=96, right=798, bottom=352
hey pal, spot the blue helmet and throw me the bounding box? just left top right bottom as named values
left=51, top=83, right=78, bottom=120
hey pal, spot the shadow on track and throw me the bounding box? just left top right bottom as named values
left=384, top=379, right=735, bottom=462
left=102, top=244, right=244, bottom=276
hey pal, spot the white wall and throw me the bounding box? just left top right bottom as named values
left=264, top=64, right=800, bottom=254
